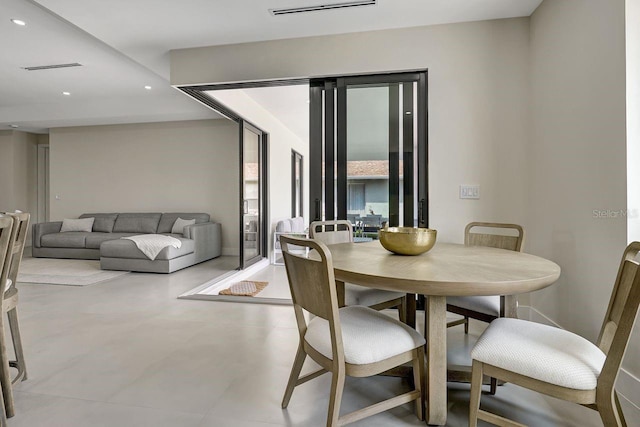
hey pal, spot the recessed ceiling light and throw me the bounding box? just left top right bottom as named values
left=11, top=19, right=26, bottom=26
left=144, top=85, right=152, bottom=90
left=62, top=91, right=71, bottom=96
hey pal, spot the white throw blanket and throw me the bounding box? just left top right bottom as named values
left=122, top=234, right=182, bottom=260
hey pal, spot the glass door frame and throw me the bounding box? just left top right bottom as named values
left=309, top=70, right=429, bottom=228
left=240, top=120, right=269, bottom=269
left=291, top=149, right=304, bottom=218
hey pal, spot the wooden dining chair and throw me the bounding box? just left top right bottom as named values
left=469, top=241, right=640, bottom=427
left=309, top=220, right=407, bottom=321
left=447, top=222, right=525, bottom=333
left=0, top=216, right=14, bottom=426
left=0, top=212, right=30, bottom=418
left=280, top=235, right=425, bottom=427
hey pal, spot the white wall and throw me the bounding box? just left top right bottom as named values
left=628, top=0, right=640, bottom=243
left=0, top=130, right=38, bottom=214
left=172, top=18, right=532, bottom=245
left=208, top=89, right=309, bottom=251
left=529, top=0, right=636, bottom=398
left=49, top=119, right=240, bottom=255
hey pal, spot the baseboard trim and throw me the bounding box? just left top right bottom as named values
left=518, top=305, right=561, bottom=327
left=519, top=305, right=640, bottom=413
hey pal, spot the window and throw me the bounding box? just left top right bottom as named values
left=348, top=183, right=365, bottom=211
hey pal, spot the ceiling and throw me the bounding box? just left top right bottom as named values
left=1, top=0, right=543, bottom=134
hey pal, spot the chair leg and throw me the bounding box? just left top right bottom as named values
left=464, top=316, right=469, bottom=334
left=282, top=344, right=306, bottom=408
left=412, top=346, right=425, bottom=421
left=0, top=314, right=14, bottom=418
left=469, top=360, right=484, bottom=427
left=8, top=308, right=27, bottom=382
left=327, top=369, right=345, bottom=427
left=0, top=381, right=6, bottom=427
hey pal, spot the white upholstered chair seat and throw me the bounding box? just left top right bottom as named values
left=345, top=284, right=405, bottom=307
left=472, top=318, right=606, bottom=390
left=446, top=295, right=500, bottom=317
left=305, top=306, right=425, bottom=365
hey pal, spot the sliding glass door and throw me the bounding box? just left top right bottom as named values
left=241, top=121, right=266, bottom=268
left=309, top=72, right=428, bottom=236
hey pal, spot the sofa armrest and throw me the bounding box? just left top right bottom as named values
left=32, top=221, right=63, bottom=248
left=184, top=222, right=221, bottom=262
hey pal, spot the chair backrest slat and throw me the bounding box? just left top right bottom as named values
left=309, top=220, right=353, bottom=245
left=281, top=236, right=339, bottom=321
left=596, top=243, right=640, bottom=393
left=3, top=213, right=30, bottom=291
left=465, top=222, right=524, bottom=252
left=0, top=217, right=14, bottom=289
left=597, top=242, right=640, bottom=355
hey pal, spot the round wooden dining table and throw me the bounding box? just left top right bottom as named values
left=326, top=240, right=561, bottom=426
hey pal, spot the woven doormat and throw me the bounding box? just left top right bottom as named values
left=219, top=281, right=269, bottom=296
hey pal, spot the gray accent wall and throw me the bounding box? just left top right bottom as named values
left=49, top=119, right=240, bottom=256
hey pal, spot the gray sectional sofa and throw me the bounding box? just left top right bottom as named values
left=32, top=212, right=222, bottom=273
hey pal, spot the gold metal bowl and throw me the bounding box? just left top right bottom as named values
left=378, top=227, right=437, bottom=255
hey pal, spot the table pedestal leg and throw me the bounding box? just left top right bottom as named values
left=336, top=280, right=346, bottom=308
left=405, top=293, right=416, bottom=328
left=425, top=295, right=447, bottom=425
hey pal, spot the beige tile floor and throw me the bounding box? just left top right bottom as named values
left=6, top=258, right=639, bottom=426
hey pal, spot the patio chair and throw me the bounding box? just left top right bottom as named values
left=470, top=241, right=640, bottom=427
left=280, top=235, right=425, bottom=426
left=309, top=220, right=407, bottom=320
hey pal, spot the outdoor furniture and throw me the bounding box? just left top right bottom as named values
left=469, top=241, right=640, bottom=427
left=324, top=240, right=560, bottom=425
left=309, top=220, right=406, bottom=319
left=280, top=235, right=425, bottom=426
left=272, top=217, right=306, bottom=265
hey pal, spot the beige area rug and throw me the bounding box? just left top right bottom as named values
left=219, top=281, right=269, bottom=296
left=17, top=258, right=130, bottom=286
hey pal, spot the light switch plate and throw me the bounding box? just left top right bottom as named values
left=460, top=185, right=480, bottom=199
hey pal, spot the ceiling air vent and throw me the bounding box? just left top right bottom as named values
left=22, top=63, right=83, bottom=71
left=270, top=0, right=376, bottom=16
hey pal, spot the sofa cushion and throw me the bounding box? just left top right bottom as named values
left=291, top=217, right=305, bottom=233
left=276, top=220, right=292, bottom=233
left=80, top=213, right=118, bottom=233
left=157, top=213, right=210, bottom=233
left=171, top=218, right=196, bottom=234
left=112, top=213, right=161, bottom=234
left=100, top=237, right=195, bottom=260
left=60, top=218, right=94, bottom=232
left=41, top=232, right=87, bottom=248
left=85, top=233, right=136, bottom=249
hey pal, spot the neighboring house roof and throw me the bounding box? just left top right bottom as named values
left=246, top=160, right=402, bottom=181
left=347, top=160, right=403, bottom=179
